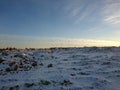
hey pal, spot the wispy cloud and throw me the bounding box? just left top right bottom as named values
left=62, top=0, right=120, bottom=25
left=63, top=0, right=102, bottom=24
left=103, top=0, right=120, bottom=25
left=88, top=27, right=105, bottom=33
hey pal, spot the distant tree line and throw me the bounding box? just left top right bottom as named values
left=0, top=47, right=17, bottom=51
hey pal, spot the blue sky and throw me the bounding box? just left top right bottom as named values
left=0, top=0, right=120, bottom=48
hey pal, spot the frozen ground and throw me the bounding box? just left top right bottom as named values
left=0, top=47, right=120, bottom=90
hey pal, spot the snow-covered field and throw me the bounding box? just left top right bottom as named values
left=0, top=47, right=120, bottom=90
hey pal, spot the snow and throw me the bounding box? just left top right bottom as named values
left=0, top=47, right=120, bottom=90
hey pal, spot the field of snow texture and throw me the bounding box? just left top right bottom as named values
left=0, top=47, right=120, bottom=90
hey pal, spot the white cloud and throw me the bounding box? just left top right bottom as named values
left=63, top=0, right=120, bottom=25
left=103, top=0, right=120, bottom=25
left=63, top=0, right=101, bottom=24
left=71, top=7, right=81, bottom=17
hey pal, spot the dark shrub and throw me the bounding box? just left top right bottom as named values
left=0, top=58, right=5, bottom=63
left=6, top=67, right=11, bottom=72
left=25, top=83, right=34, bottom=87
left=47, top=64, right=53, bottom=68
left=41, top=80, right=51, bottom=85
left=60, top=80, right=72, bottom=86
